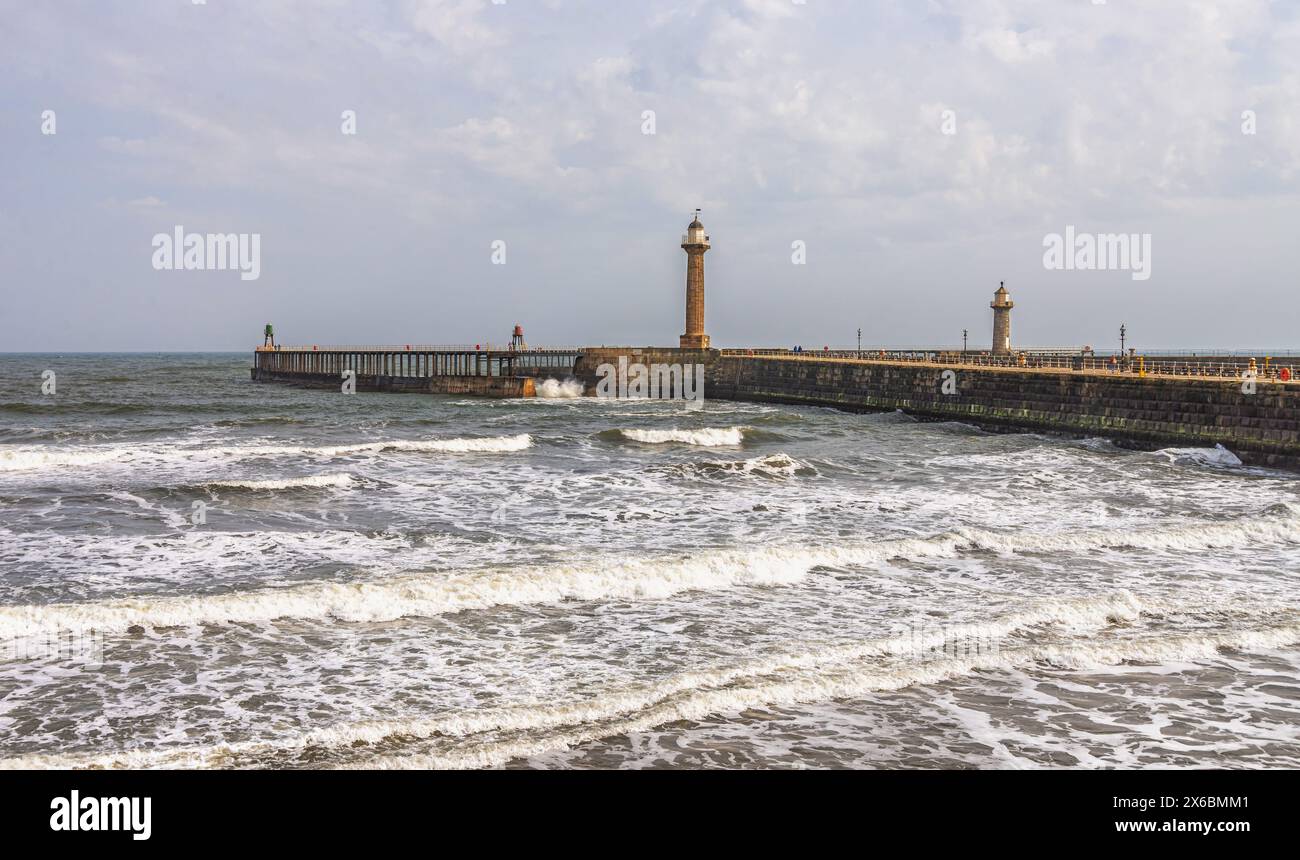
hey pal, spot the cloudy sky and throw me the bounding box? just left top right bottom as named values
left=2, top=0, right=1298, bottom=351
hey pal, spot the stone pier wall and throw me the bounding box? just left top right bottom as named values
left=572, top=347, right=717, bottom=394
left=574, top=348, right=1300, bottom=470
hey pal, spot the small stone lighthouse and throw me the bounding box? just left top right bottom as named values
left=679, top=210, right=711, bottom=349
left=990, top=282, right=1014, bottom=355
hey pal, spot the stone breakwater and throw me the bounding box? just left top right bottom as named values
left=574, top=348, right=1300, bottom=470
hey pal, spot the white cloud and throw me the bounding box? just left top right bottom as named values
left=971, top=27, right=1053, bottom=63
left=4, top=0, right=1300, bottom=349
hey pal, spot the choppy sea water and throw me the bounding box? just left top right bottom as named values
left=1, top=352, right=1298, bottom=769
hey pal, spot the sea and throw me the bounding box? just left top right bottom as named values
left=1, top=352, right=1298, bottom=769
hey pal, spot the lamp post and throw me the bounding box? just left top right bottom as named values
left=857, top=327, right=862, bottom=358
left=962, top=328, right=968, bottom=356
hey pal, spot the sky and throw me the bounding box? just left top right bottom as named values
left=1, top=0, right=1298, bottom=352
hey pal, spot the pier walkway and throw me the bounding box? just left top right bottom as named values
left=720, top=349, right=1300, bottom=383
left=253, top=345, right=582, bottom=379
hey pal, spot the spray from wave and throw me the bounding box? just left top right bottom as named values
left=535, top=379, right=584, bottom=399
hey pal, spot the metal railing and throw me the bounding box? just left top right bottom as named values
left=723, top=346, right=1300, bottom=358
left=255, top=344, right=585, bottom=353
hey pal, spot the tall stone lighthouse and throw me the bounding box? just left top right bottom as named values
left=990, top=281, right=1014, bottom=355
left=679, top=210, right=711, bottom=349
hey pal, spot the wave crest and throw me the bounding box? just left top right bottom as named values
left=0, top=448, right=124, bottom=472
left=202, top=474, right=356, bottom=491
left=4, top=507, right=1300, bottom=639
left=616, top=427, right=744, bottom=446
left=0, top=434, right=533, bottom=472
left=1155, top=444, right=1243, bottom=467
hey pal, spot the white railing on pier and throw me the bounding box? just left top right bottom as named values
left=256, top=344, right=585, bottom=353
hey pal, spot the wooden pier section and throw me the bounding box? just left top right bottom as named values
left=252, top=345, right=581, bottom=397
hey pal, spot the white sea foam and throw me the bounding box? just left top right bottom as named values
left=0, top=527, right=498, bottom=600
left=535, top=379, right=584, bottom=399
left=203, top=474, right=356, bottom=491
left=722, top=452, right=809, bottom=477
left=215, top=433, right=533, bottom=458
left=5, top=593, right=1295, bottom=771
left=619, top=427, right=744, bottom=446
left=662, top=453, right=813, bottom=479
left=350, top=621, right=1300, bottom=771
left=4, top=508, right=1299, bottom=639
left=1155, top=444, right=1244, bottom=467
left=0, top=448, right=124, bottom=472
left=0, top=542, right=813, bottom=639
left=0, top=434, right=533, bottom=473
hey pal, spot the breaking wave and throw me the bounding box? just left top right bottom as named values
left=182, top=434, right=535, bottom=458
left=0, top=448, right=125, bottom=472
left=1154, top=444, right=1244, bottom=468
left=0, top=434, right=533, bottom=472
left=4, top=506, right=1299, bottom=639
left=201, top=474, right=357, bottom=491
left=614, top=427, right=745, bottom=446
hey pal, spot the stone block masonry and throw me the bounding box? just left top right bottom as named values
left=573, top=347, right=717, bottom=395
left=575, top=349, right=1300, bottom=470
left=260, top=345, right=1300, bottom=470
